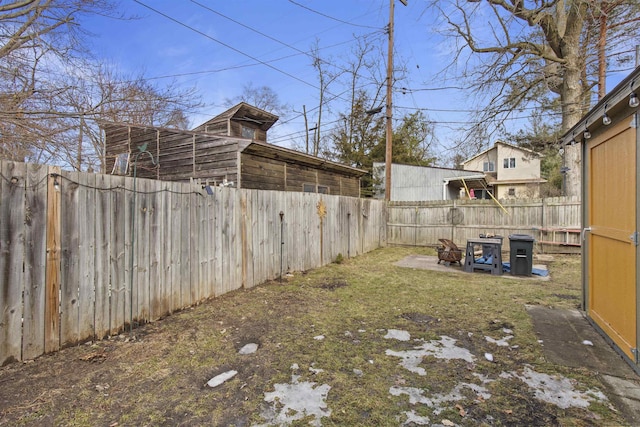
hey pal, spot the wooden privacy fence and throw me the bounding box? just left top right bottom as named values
left=387, top=197, right=582, bottom=251
left=0, top=160, right=387, bottom=365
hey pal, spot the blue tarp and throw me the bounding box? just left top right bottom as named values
left=501, top=261, right=549, bottom=277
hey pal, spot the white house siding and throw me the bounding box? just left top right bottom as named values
left=374, top=163, right=484, bottom=201
left=496, top=144, right=540, bottom=182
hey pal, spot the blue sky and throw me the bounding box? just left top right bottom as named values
left=80, top=1, right=631, bottom=165
left=82, top=1, right=471, bottom=161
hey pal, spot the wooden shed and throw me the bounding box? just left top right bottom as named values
left=561, top=66, right=640, bottom=370
left=102, top=122, right=365, bottom=197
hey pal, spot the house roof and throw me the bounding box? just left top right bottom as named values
left=561, top=65, right=640, bottom=146
left=462, top=140, right=542, bottom=165
left=192, top=102, right=279, bottom=132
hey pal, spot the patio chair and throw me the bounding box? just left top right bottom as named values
left=437, top=238, right=463, bottom=266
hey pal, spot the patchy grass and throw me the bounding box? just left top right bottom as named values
left=0, top=247, right=627, bottom=426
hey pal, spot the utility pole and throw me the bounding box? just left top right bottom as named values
left=385, top=0, right=407, bottom=201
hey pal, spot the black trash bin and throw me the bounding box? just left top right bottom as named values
left=509, top=234, right=534, bottom=276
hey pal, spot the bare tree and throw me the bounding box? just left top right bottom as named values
left=431, top=0, right=640, bottom=196
left=589, top=1, right=640, bottom=98
left=309, top=40, right=342, bottom=156
left=0, top=0, right=119, bottom=164
left=0, top=0, right=117, bottom=60
left=63, top=63, right=201, bottom=172
left=224, top=82, right=291, bottom=118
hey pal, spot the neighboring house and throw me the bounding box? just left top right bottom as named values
left=372, top=162, right=487, bottom=201
left=102, top=103, right=366, bottom=197
left=461, top=141, right=546, bottom=199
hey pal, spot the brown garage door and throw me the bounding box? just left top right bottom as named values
left=586, top=117, right=637, bottom=360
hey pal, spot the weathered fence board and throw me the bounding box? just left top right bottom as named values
left=110, top=175, right=126, bottom=336
left=0, top=161, right=25, bottom=364
left=60, top=172, right=79, bottom=347
left=44, top=167, right=61, bottom=353
left=387, top=198, right=581, bottom=251
left=23, top=163, right=48, bottom=359
left=94, top=173, right=110, bottom=340
left=0, top=160, right=384, bottom=364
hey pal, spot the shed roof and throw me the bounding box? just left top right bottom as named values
left=561, top=66, right=640, bottom=146
left=240, top=139, right=367, bottom=177
left=192, top=102, right=279, bottom=132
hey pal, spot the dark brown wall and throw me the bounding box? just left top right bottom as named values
left=104, top=126, right=240, bottom=184
left=202, top=122, right=227, bottom=135
left=240, top=152, right=360, bottom=196
left=104, top=125, right=360, bottom=195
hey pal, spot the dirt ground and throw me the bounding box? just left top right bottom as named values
left=0, top=248, right=628, bottom=426
left=0, top=287, right=302, bottom=427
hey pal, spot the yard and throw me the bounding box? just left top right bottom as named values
left=0, top=247, right=627, bottom=426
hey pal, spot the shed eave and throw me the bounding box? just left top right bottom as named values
left=242, top=141, right=367, bottom=177
left=561, top=66, right=640, bottom=146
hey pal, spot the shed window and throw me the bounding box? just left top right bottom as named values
left=483, top=161, right=494, bottom=172
left=303, top=183, right=330, bottom=194
left=508, top=187, right=516, bottom=196
left=503, top=157, right=516, bottom=168
left=111, top=153, right=129, bottom=175
left=242, top=126, right=255, bottom=139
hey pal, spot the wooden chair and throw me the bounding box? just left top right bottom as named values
left=437, top=238, right=463, bottom=266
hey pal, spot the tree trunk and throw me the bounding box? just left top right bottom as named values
left=560, top=51, right=584, bottom=198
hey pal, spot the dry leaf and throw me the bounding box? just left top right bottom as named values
left=80, top=350, right=106, bottom=362
left=504, top=409, right=513, bottom=415
left=455, top=403, right=466, bottom=417
left=442, top=420, right=454, bottom=426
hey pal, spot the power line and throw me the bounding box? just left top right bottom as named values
left=189, top=0, right=385, bottom=87
left=287, top=0, right=382, bottom=30
left=133, top=0, right=321, bottom=92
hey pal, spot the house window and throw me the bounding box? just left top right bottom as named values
left=503, top=157, right=516, bottom=168
left=317, top=185, right=329, bottom=194
left=483, top=161, right=494, bottom=172
left=242, top=125, right=255, bottom=139
left=508, top=187, right=516, bottom=196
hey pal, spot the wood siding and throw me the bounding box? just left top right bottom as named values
left=0, top=160, right=386, bottom=365
left=240, top=151, right=361, bottom=197
left=104, top=126, right=241, bottom=184
left=104, top=124, right=362, bottom=194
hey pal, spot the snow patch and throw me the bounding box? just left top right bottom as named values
left=485, top=335, right=514, bottom=347
left=255, top=371, right=331, bottom=427
left=500, top=365, right=608, bottom=409
left=386, top=335, right=475, bottom=375
left=385, top=329, right=411, bottom=341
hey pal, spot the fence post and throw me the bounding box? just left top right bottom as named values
left=45, top=167, right=61, bottom=353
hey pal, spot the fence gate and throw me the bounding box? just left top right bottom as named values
left=585, top=117, right=638, bottom=362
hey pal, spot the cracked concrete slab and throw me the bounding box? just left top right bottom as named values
left=527, top=305, right=640, bottom=425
